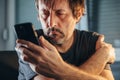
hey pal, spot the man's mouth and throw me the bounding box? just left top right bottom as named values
left=47, top=27, right=65, bottom=39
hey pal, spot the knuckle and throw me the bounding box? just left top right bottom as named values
left=22, top=48, right=26, bottom=53
left=27, top=41, right=33, bottom=48
left=98, top=34, right=104, bottom=40
left=104, top=46, right=109, bottom=49
left=38, top=58, right=44, bottom=63
left=99, top=34, right=104, bottom=38
left=102, top=44, right=110, bottom=50
left=52, top=46, right=56, bottom=50
left=27, top=41, right=31, bottom=46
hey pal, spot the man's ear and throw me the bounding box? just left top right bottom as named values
left=76, top=8, right=84, bottom=23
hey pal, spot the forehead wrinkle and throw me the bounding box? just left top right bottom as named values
left=52, top=0, right=68, bottom=10
left=39, top=0, right=52, bottom=10
left=40, top=0, right=69, bottom=10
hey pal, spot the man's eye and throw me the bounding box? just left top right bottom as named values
left=57, top=12, right=64, bottom=15
left=56, top=12, right=66, bottom=19
left=44, top=11, right=49, bottom=15
left=41, top=10, right=49, bottom=19
left=42, top=9, right=49, bottom=16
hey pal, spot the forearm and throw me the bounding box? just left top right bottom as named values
left=56, top=62, right=107, bottom=80
left=33, top=61, right=107, bottom=80
left=100, top=69, right=114, bottom=80
left=32, top=50, right=110, bottom=80
left=33, top=74, right=55, bottom=80
left=79, top=49, right=109, bottom=75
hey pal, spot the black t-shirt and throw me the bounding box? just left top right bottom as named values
left=36, top=29, right=99, bottom=66
left=18, top=29, right=112, bottom=80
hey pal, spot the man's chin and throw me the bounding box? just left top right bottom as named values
left=49, top=38, right=63, bottom=46
left=44, top=35, right=64, bottom=46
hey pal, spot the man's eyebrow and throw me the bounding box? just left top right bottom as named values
left=41, top=8, right=49, bottom=13
left=55, top=9, right=66, bottom=12
left=42, top=8, right=48, bottom=11
left=41, top=8, right=66, bottom=12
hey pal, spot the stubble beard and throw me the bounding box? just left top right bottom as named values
left=45, top=27, right=65, bottom=46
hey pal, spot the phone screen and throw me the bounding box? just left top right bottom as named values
left=14, top=22, right=40, bottom=45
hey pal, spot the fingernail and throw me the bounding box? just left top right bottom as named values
left=16, top=39, right=19, bottom=43
left=41, top=36, right=44, bottom=40
left=16, top=39, right=22, bottom=43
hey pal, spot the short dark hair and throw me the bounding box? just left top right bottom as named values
left=35, top=0, right=85, bottom=18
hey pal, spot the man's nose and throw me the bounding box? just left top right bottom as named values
left=48, top=13, right=57, bottom=27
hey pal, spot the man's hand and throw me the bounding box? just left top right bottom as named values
left=96, top=35, right=115, bottom=64
left=33, top=74, right=55, bottom=80
left=15, top=36, right=65, bottom=79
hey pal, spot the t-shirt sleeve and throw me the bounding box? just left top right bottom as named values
left=87, top=31, right=100, bottom=57
left=16, top=51, right=37, bottom=80
left=78, top=31, right=100, bottom=65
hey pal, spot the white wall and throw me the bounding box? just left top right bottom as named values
left=0, top=0, right=6, bottom=50
left=16, top=0, right=41, bottom=29
left=0, top=0, right=16, bottom=51
left=98, top=0, right=120, bottom=45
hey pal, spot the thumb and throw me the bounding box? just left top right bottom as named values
left=96, top=35, right=105, bottom=50
left=39, top=36, right=55, bottom=50
left=98, top=35, right=104, bottom=42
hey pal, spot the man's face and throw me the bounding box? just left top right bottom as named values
left=38, top=0, right=78, bottom=45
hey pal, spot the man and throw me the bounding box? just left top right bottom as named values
left=15, top=0, right=115, bottom=80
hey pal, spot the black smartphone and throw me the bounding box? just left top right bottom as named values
left=14, top=22, right=40, bottom=45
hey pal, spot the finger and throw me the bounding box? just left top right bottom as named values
left=96, top=35, right=105, bottom=50
left=98, top=35, right=104, bottom=42
left=108, top=45, right=115, bottom=64
left=16, top=39, right=28, bottom=48
left=39, top=36, right=55, bottom=50
left=15, top=43, right=25, bottom=54
left=35, top=65, right=55, bottom=78
left=19, top=46, right=39, bottom=64
left=15, top=43, right=40, bottom=64
left=17, top=39, right=45, bottom=55
left=15, top=43, right=28, bottom=62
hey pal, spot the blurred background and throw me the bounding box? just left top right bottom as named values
left=0, top=0, right=120, bottom=80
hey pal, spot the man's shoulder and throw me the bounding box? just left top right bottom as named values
left=75, top=29, right=100, bottom=50
left=76, top=29, right=100, bottom=38
left=73, top=29, right=100, bottom=65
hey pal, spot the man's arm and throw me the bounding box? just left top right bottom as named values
left=33, top=35, right=115, bottom=80
left=33, top=62, right=107, bottom=80
left=16, top=36, right=114, bottom=80
left=33, top=37, right=114, bottom=80
left=100, top=64, right=114, bottom=80
left=77, top=35, right=115, bottom=80
left=56, top=42, right=114, bottom=80
left=77, top=47, right=114, bottom=80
